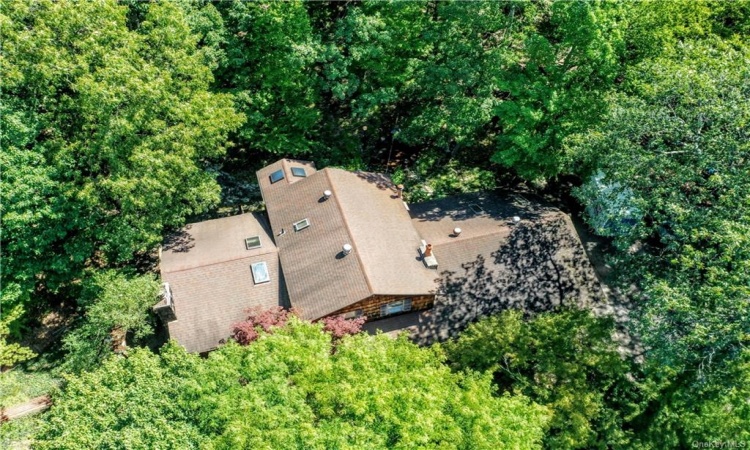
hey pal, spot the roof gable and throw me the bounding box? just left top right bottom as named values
left=161, top=213, right=277, bottom=273
left=257, top=164, right=371, bottom=319
left=257, top=161, right=437, bottom=319
left=328, top=170, right=436, bottom=296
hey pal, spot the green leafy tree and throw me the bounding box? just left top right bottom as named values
left=36, top=344, right=206, bottom=450
left=0, top=0, right=242, bottom=323
left=313, top=0, right=432, bottom=165
left=490, top=0, right=623, bottom=179
left=0, top=305, right=36, bottom=369
left=445, top=309, right=639, bottom=449
left=37, top=318, right=550, bottom=449
left=622, top=0, right=750, bottom=63
left=571, top=39, right=750, bottom=446
left=61, top=271, right=160, bottom=373
left=392, top=1, right=622, bottom=180
left=196, top=317, right=550, bottom=449
left=216, top=0, right=320, bottom=157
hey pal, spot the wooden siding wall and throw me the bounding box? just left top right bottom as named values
left=330, top=294, right=435, bottom=320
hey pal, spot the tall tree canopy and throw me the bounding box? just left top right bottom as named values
left=0, top=0, right=242, bottom=316
left=445, top=309, right=638, bottom=449
left=571, top=39, right=750, bottom=446
left=35, top=318, right=550, bottom=449
left=215, top=0, right=320, bottom=157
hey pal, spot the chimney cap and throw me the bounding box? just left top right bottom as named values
left=323, top=190, right=332, bottom=198
left=453, top=227, right=462, bottom=236
left=342, top=243, right=352, bottom=255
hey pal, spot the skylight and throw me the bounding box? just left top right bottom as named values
left=293, top=218, right=311, bottom=232
left=251, top=261, right=270, bottom=284
left=269, top=169, right=285, bottom=184
left=245, top=236, right=261, bottom=250
left=291, top=167, right=306, bottom=177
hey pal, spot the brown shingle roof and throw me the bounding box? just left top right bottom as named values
left=330, top=170, right=436, bottom=296
left=257, top=162, right=436, bottom=319
left=160, top=213, right=287, bottom=353
left=410, top=192, right=605, bottom=309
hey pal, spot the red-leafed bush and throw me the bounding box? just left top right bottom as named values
left=321, top=315, right=367, bottom=339
left=231, top=307, right=294, bottom=345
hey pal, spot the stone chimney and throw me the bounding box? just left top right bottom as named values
left=419, top=240, right=439, bottom=269
left=397, top=184, right=404, bottom=198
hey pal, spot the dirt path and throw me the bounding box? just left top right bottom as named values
left=0, top=395, right=51, bottom=423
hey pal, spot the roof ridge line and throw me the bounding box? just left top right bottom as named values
left=324, top=169, right=375, bottom=294
left=160, top=252, right=277, bottom=274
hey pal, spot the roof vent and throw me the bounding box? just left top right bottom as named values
left=453, top=227, right=462, bottom=237
left=162, top=282, right=173, bottom=308
left=323, top=190, right=332, bottom=200
left=512, top=216, right=521, bottom=224
left=342, top=243, right=352, bottom=255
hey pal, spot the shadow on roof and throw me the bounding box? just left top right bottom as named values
left=408, top=191, right=550, bottom=224
left=412, top=216, right=605, bottom=345
left=355, top=171, right=397, bottom=191
left=163, top=226, right=196, bottom=253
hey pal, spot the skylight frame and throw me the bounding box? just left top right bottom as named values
left=293, top=218, right=311, bottom=232
left=245, top=236, right=262, bottom=250
left=269, top=169, right=285, bottom=184
left=251, top=261, right=271, bottom=284
left=291, top=167, right=307, bottom=177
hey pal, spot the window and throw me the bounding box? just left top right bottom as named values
left=251, top=262, right=270, bottom=284
left=380, top=298, right=412, bottom=317
left=245, top=236, right=261, bottom=250
left=293, top=218, right=310, bottom=232
left=269, top=169, right=285, bottom=184
left=291, top=167, right=307, bottom=177
left=343, top=310, right=363, bottom=319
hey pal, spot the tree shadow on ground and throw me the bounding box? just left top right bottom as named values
left=413, top=217, right=605, bottom=344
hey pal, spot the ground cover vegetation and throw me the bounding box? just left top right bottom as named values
left=1, top=0, right=748, bottom=448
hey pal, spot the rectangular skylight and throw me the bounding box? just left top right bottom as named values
left=251, top=261, right=270, bottom=284
left=269, top=169, right=285, bottom=184
left=293, top=218, right=310, bottom=232
left=291, top=167, right=306, bottom=177
left=245, top=236, right=261, bottom=250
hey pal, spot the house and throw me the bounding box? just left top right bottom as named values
left=156, top=159, right=603, bottom=353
